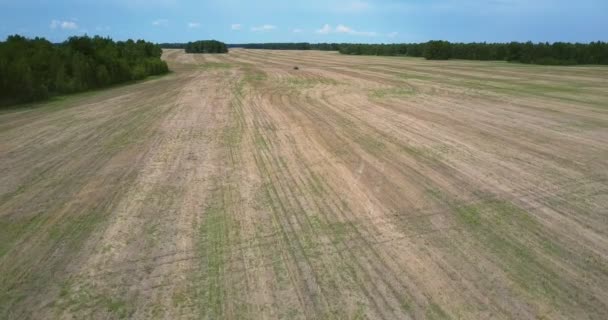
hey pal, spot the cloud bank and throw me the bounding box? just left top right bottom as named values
left=316, top=24, right=376, bottom=36
left=50, top=20, right=78, bottom=30
left=251, top=24, right=276, bottom=32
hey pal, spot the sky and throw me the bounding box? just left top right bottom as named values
left=1, top=0, right=607, bottom=44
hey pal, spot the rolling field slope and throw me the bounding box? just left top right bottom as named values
left=1, top=49, right=608, bottom=319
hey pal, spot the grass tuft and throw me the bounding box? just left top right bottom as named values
left=369, top=86, right=416, bottom=98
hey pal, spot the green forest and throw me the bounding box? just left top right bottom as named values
left=228, top=43, right=341, bottom=51
left=197, top=40, right=608, bottom=65
left=0, top=35, right=169, bottom=105
left=339, top=41, right=608, bottom=65
left=184, top=40, right=228, bottom=53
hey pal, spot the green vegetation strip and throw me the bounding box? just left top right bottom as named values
left=428, top=189, right=604, bottom=310
left=369, top=86, right=416, bottom=99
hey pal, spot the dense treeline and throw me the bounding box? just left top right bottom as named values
left=338, top=43, right=422, bottom=56
left=158, top=43, right=187, bottom=49
left=160, top=42, right=340, bottom=51
left=228, top=43, right=342, bottom=51
left=184, top=40, right=228, bottom=53
left=164, top=40, right=608, bottom=65
left=339, top=41, right=608, bottom=65
left=0, top=35, right=169, bottom=105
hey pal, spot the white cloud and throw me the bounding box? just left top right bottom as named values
left=231, top=24, right=242, bottom=30
left=188, top=22, right=201, bottom=28
left=335, top=24, right=352, bottom=33
left=152, top=19, right=168, bottom=27
left=387, top=31, right=398, bottom=38
left=292, top=28, right=303, bottom=33
left=336, top=24, right=377, bottom=36
left=50, top=20, right=78, bottom=30
left=316, top=24, right=332, bottom=34
left=317, top=24, right=376, bottom=36
left=251, top=24, right=276, bottom=32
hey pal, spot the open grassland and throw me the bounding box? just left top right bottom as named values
left=1, top=49, right=608, bottom=319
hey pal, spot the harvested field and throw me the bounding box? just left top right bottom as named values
left=1, top=48, right=608, bottom=319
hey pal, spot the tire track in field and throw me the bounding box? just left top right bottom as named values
left=0, top=74, right=191, bottom=319
left=232, top=49, right=608, bottom=318
left=47, top=69, right=236, bottom=319
left=3, top=49, right=608, bottom=319
left=229, top=62, right=400, bottom=318
left=239, top=62, right=442, bottom=318
left=243, top=49, right=608, bottom=257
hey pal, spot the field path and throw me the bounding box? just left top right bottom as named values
left=1, top=49, right=607, bottom=319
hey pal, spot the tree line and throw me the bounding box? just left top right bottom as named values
left=0, top=35, right=169, bottom=105
left=184, top=40, right=228, bottom=53
left=339, top=41, right=608, bottom=65
left=177, top=40, right=608, bottom=65
left=227, top=43, right=341, bottom=51
left=158, top=43, right=187, bottom=49
left=160, top=42, right=340, bottom=51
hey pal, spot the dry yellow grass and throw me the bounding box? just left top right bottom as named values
left=1, top=49, right=607, bottom=319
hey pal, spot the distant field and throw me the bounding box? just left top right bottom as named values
left=1, top=49, right=607, bottom=319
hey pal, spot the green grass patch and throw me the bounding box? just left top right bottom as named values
left=0, top=207, right=108, bottom=315
left=199, top=196, right=229, bottom=319
left=357, top=134, right=387, bottom=155
left=0, top=214, right=46, bottom=259
left=197, top=62, right=233, bottom=70
left=101, top=96, right=172, bottom=154
left=282, top=76, right=338, bottom=89
left=391, top=67, right=608, bottom=108
left=400, top=297, right=412, bottom=313
left=55, top=281, right=134, bottom=319
left=46, top=210, right=107, bottom=247
left=396, top=72, right=436, bottom=81
left=244, top=69, right=267, bottom=83
left=434, top=183, right=608, bottom=304
left=426, top=302, right=451, bottom=320
left=426, top=189, right=581, bottom=306
left=223, top=123, right=243, bottom=148
left=459, top=79, right=582, bottom=96
left=197, top=168, right=244, bottom=319
left=308, top=215, right=352, bottom=245
left=369, top=86, right=416, bottom=99
left=0, top=90, right=100, bottom=114
left=396, top=68, right=608, bottom=108
left=353, top=303, right=367, bottom=320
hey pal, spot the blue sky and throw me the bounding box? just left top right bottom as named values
left=1, top=0, right=607, bottom=43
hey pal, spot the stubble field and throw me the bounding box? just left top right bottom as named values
left=1, top=49, right=608, bottom=319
